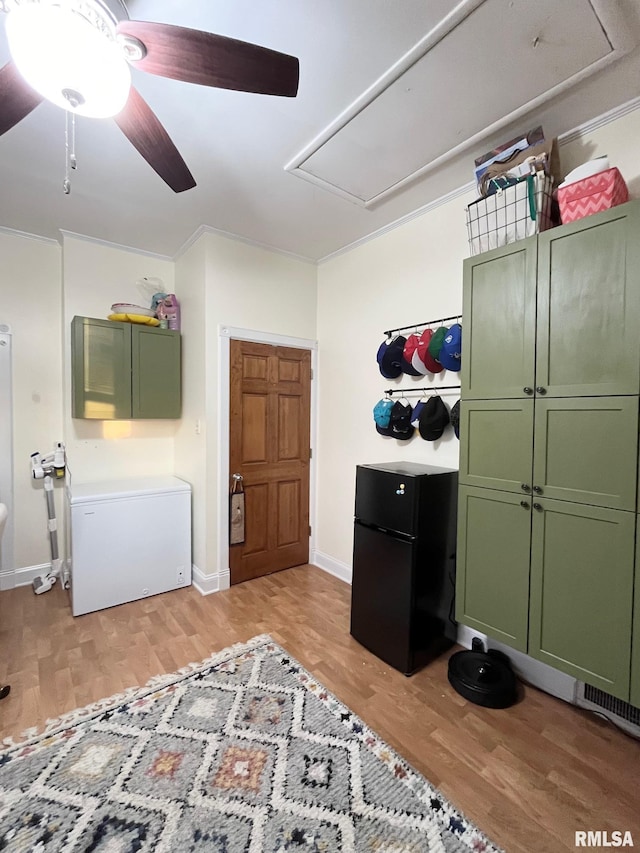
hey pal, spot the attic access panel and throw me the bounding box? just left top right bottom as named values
left=286, top=0, right=633, bottom=206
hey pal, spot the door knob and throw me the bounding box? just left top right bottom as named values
left=536, top=386, right=547, bottom=395
left=523, top=387, right=533, bottom=395
left=532, top=485, right=543, bottom=494
left=520, top=500, right=530, bottom=509
left=521, top=483, right=531, bottom=492
left=533, top=502, right=543, bottom=511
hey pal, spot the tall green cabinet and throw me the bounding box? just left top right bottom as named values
left=457, top=201, right=640, bottom=703
left=71, top=316, right=181, bottom=419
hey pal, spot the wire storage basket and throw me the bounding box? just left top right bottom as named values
left=466, top=173, right=555, bottom=256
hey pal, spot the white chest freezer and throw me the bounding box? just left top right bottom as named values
left=66, top=475, right=191, bottom=616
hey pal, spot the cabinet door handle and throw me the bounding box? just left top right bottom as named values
left=533, top=502, right=543, bottom=511
left=532, top=485, right=543, bottom=494
left=536, top=386, right=547, bottom=395
left=521, top=483, right=531, bottom=492
left=523, top=387, right=533, bottom=395
left=520, top=500, right=530, bottom=509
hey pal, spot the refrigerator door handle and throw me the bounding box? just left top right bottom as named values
left=354, top=519, right=416, bottom=542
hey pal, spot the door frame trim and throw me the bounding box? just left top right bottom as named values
left=218, top=325, right=318, bottom=588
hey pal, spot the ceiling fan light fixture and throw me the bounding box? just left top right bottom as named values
left=6, top=1, right=131, bottom=118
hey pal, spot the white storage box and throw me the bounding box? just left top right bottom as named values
left=66, top=476, right=191, bottom=616
left=466, top=173, right=555, bottom=256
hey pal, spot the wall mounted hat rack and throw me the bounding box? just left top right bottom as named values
left=383, top=314, right=461, bottom=337
left=384, top=385, right=460, bottom=396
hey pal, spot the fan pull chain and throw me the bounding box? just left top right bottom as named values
left=63, top=111, right=77, bottom=195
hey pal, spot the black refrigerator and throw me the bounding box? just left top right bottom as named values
left=350, top=462, right=458, bottom=675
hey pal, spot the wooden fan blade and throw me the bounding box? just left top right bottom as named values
left=0, top=61, right=43, bottom=136
left=114, top=86, right=196, bottom=193
left=117, top=20, right=299, bottom=97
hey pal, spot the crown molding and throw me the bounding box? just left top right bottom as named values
left=318, top=94, right=640, bottom=264
left=558, top=93, right=640, bottom=146
left=0, top=225, right=60, bottom=247
left=173, top=223, right=316, bottom=265
left=4, top=94, right=640, bottom=267
left=318, top=180, right=476, bottom=264
left=59, top=229, right=173, bottom=261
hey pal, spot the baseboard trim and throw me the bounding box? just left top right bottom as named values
left=0, top=562, right=51, bottom=591
left=456, top=624, right=577, bottom=704
left=191, top=565, right=229, bottom=596
left=310, top=550, right=352, bottom=585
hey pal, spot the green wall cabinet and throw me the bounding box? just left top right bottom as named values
left=459, top=399, right=534, bottom=494
left=72, top=316, right=181, bottom=420
left=460, top=396, right=638, bottom=509
left=631, top=519, right=640, bottom=709
left=463, top=203, right=640, bottom=401
left=537, top=205, right=640, bottom=398
left=456, top=486, right=532, bottom=651
left=462, top=238, right=537, bottom=400
left=532, top=396, right=638, bottom=511
left=457, top=200, right=640, bottom=705
left=528, top=499, right=635, bottom=700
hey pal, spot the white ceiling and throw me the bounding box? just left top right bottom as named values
left=1, top=0, right=640, bottom=262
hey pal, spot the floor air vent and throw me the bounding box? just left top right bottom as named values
left=575, top=683, right=640, bottom=737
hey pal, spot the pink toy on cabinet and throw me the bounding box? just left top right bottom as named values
left=157, top=294, right=180, bottom=331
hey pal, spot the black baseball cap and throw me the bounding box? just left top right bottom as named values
left=418, top=396, right=450, bottom=440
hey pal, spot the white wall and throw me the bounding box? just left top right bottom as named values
left=174, top=231, right=318, bottom=586
left=314, top=104, right=640, bottom=576
left=3, top=102, right=640, bottom=593
left=62, top=235, right=178, bottom=483
left=0, top=232, right=63, bottom=579
left=174, top=237, right=208, bottom=576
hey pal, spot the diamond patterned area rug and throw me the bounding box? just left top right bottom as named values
left=0, top=635, right=502, bottom=852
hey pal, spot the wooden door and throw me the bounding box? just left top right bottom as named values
left=458, top=398, right=534, bottom=495
left=229, top=339, right=311, bottom=584
left=536, top=201, right=640, bottom=397
left=461, top=236, right=537, bottom=400
left=71, top=316, right=132, bottom=419
left=131, top=326, right=181, bottom=419
left=528, top=498, right=635, bottom=700
left=532, top=396, right=638, bottom=511
left=630, top=517, right=640, bottom=709
left=456, top=485, right=532, bottom=652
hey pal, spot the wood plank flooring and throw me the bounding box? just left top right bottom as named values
left=1, top=564, right=638, bottom=852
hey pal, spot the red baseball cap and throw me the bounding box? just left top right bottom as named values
left=416, top=329, right=444, bottom=373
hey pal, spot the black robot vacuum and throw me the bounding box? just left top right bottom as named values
left=448, top=647, right=518, bottom=708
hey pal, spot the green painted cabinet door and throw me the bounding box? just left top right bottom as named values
left=461, top=237, right=537, bottom=400
left=456, top=486, right=532, bottom=652
left=532, top=396, right=638, bottom=510
left=458, top=399, right=534, bottom=494
left=131, top=326, right=181, bottom=419
left=528, top=499, right=634, bottom=699
left=71, top=316, right=132, bottom=419
left=536, top=202, right=640, bottom=397
left=630, top=517, right=640, bottom=709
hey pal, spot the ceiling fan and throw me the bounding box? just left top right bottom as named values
left=0, top=0, right=299, bottom=192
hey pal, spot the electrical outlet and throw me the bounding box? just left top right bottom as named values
left=195, top=419, right=201, bottom=435
left=177, top=566, right=185, bottom=585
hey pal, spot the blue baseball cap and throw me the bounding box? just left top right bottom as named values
left=438, top=324, right=462, bottom=371
left=373, top=398, right=394, bottom=428
left=377, top=336, right=406, bottom=379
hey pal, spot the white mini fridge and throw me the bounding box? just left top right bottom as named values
left=67, top=476, right=192, bottom=616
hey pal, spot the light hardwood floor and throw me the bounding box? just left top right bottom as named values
left=1, top=564, right=639, bottom=852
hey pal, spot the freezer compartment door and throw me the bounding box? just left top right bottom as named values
left=350, top=522, right=416, bottom=673
left=70, top=491, right=191, bottom=616
left=354, top=466, right=417, bottom=535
